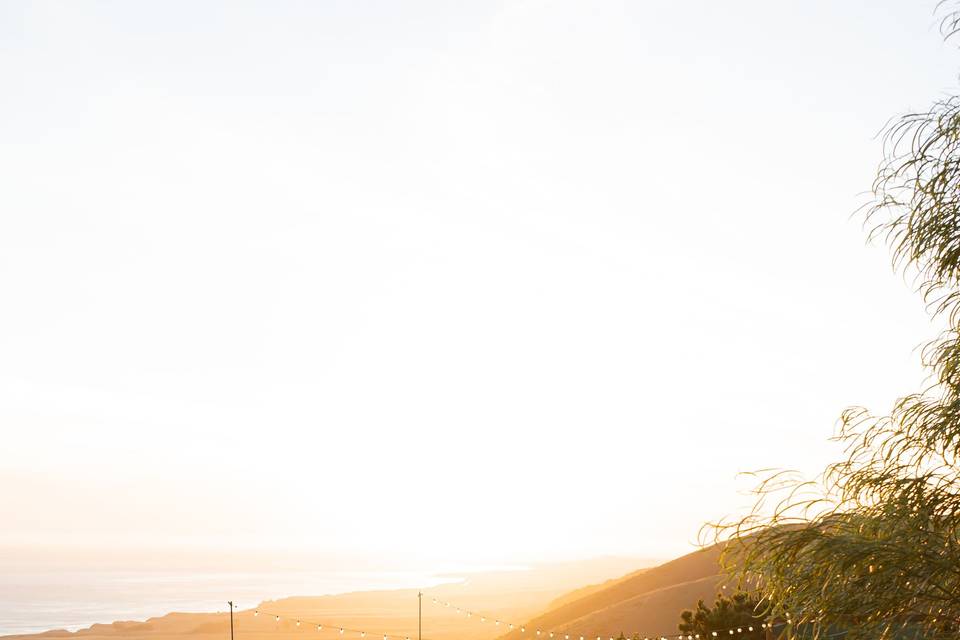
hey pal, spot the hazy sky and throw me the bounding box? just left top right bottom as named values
left=2, top=0, right=959, bottom=565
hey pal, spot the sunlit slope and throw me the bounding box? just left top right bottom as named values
left=497, top=546, right=726, bottom=640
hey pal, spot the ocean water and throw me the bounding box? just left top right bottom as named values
left=0, top=569, right=454, bottom=637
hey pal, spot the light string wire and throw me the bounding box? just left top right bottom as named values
left=241, top=606, right=437, bottom=640
left=232, top=595, right=851, bottom=640
left=422, top=595, right=794, bottom=640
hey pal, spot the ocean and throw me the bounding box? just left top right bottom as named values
left=0, top=569, right=454, bottom=637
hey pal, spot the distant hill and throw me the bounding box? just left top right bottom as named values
left=497, top=546, right=730, bottom=640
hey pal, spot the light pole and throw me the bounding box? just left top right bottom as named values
left=228, top=601, right=234, bottom=640
left=418, top=592, right=422, bottom=640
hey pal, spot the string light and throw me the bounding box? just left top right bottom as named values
left=423, top=594, right=786, bottom=640
left=250, top=608, right=434, bottom=640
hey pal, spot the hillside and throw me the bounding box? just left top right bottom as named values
left=497, top=546, right=729, bottom=640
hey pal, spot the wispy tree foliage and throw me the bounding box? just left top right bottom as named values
left=708, top=5, right=960, bottom=639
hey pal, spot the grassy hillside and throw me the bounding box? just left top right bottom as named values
left=497, top=546, right=729, bottom=640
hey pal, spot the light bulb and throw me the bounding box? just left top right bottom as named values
left=255, top=611, right=259, bottom=617
left=318, top=626, right=323, bottom=631
left=297, top=621, right=301, bottom=627
left=276, top=616, right=280, bottom=622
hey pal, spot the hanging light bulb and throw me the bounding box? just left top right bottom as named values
left=318, top=626, right=323, bottom=632
left=536, top=630, right=541, bottom=636
left=340, top=629, right=345, bottom=634
left=711, top=633, right=718, bottom=637
left=737, top=630, right=741, bottom=634
left=521, top=627, right=525, bottom=633
left=728, top=631, right=734, bottom=635
left=276, top=616, right=281, bottom=622
left=748, top=628, right=753, bottom=632
left=297, top=621, right=301, bottom=627
left=361, top=632, right=366, bottom=637
left=255, top=611, right=259, bottom=617
left=481, top=618, right=486, bottom=623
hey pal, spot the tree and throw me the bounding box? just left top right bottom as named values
left=679, top=593, right=766, bottom=640
left=709, top=4, right=960, bottom=640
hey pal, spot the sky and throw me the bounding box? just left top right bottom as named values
left=2, top=0, right=959, bottom=566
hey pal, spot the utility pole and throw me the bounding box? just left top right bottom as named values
left=228, top=601, right=234, bottom=640
left=418, top=592, right=422, bottom=640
